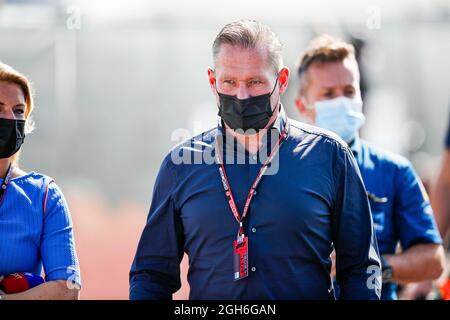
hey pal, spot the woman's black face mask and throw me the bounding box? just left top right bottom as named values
left=216, top=79, right=279, bottom=133
left=0, top=118, right=25, bottom=159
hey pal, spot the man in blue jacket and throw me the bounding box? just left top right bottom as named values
left=130, top=21, right=381, bottom=300
left=294, top=34, right=445, bottom=300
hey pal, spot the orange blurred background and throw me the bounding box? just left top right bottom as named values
left=67, top=189, right=190, bottom=300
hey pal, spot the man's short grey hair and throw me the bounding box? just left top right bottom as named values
left=212, top=20, right=283, bottom=73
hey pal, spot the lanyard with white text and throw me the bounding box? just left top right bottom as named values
left=0, top=164, right=14, bottom=208
left=215, top=122, right=289, bottom=280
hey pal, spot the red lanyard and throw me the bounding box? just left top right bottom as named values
left=215, top=121, right=289, bottom=241
left=0, top=164, right=14, bottom=208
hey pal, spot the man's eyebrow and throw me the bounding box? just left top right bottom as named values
left=218, top=74, right=236, bottom=79
left=219, top=75, right=266, bottom=81
left=247, top=76, right=265, bottom=81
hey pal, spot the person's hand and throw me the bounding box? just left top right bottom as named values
left=400, top=281, right=434, bottom=300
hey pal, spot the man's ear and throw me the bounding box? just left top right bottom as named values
left=295, top=96, right=306, bottom=114
left=278, top=67, right=289, bottom=94
left=295, top=95, right=316, bottom=124
left=208, top=68, right=216, bottom=92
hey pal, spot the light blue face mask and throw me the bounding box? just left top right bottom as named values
left=314, top=96, right=366, bottom=143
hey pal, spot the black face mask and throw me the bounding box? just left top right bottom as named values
left=217, top=79, right=279, bottom=132
left=0, top=118, right=26, bottom=159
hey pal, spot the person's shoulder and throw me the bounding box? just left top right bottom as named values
left=162, top=127, right=218, bottom=167
left=12, top=170, right=54, bottom=186
left=10, top=170, right=61, bottom=203
left=288, top=118, right=349, bottom=150
left=360, top=139, right=412, bottom=170
left=170, top=127, right=217, bottom=151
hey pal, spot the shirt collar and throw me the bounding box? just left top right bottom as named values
left=349, top=134, right=363, bottom=163
left=272, top=104, right=288, bottom=135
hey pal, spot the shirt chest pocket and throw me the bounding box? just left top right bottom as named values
left=368, top=192, right=389, bottom=233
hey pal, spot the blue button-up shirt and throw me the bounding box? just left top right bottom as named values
left=130, top=107, right=381, bottom=300
left=350, top=137, right=442, bottom=300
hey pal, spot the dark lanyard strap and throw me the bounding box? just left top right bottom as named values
left=0, top=164, right=14, bottom=208
left=215, top=121, right=289, bottom=241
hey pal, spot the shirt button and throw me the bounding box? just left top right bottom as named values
left=251, top=227, right=257, bottom=233
left=252, top=155, right=257, bottom=161
left=251, top=267, right=256, bottom=272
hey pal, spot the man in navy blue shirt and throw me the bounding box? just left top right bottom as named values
left=129, top=20, right=381, bottom=300
left=294, top=35, right=445, bottom=300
